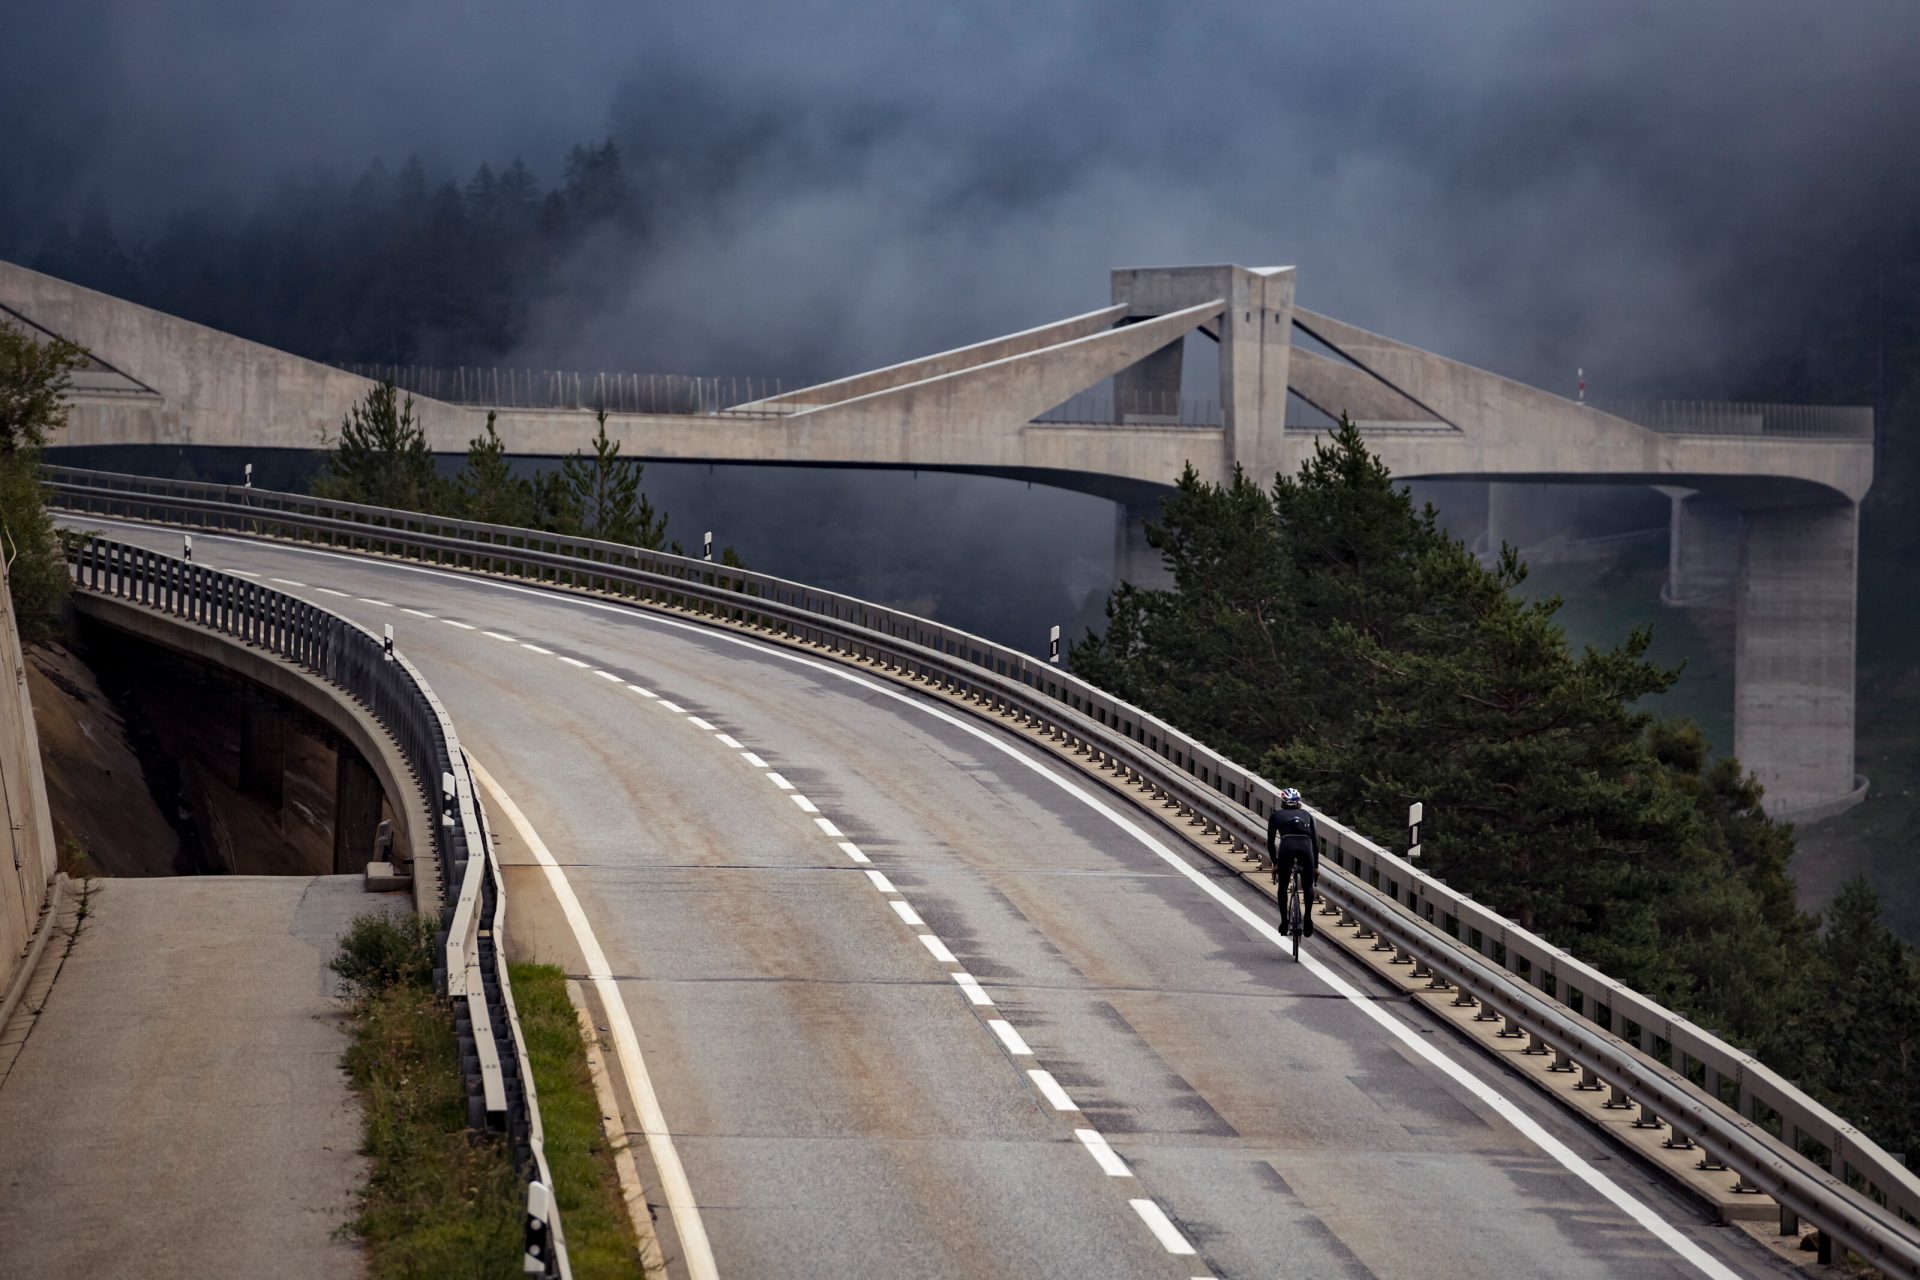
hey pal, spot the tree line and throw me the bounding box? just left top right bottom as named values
left=1072, top=419, right=1920, bottom=1157
left=314, top=380, right=738, bottom=565
left=28, top=141, right=636, bottom=369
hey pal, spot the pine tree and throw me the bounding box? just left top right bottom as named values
left=314, top=381, right=442, bottom=512
left=452, top=412, right=533, bottom=526
left=559, top=410, right=666, bottom=548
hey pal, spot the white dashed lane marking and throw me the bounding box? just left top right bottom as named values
left=987, top=1019, right=1031, bottom=1055
left=559, top=656, right=590, bottom=668
left=764, top=772, right=795, bottom=791
left=686, top=716, right=716, bottom=731
left=715, top=734, right=744, bottom=749
left=628, top=684, right=657, bottom=697
left=920, top=935, right=959, bottom=965
left=522, top=643, right=554, bottom=655
left=1028, top=1070, right=1078, bottom=1112
left=890, top=900, right=925, bottom=928
left=952, top=972, right=993, bottom=1006
left=269, top=577, right=306, bottom=587
left=1131, top=1200, right=1196, bottom=1256
left=483, top=631, right=516, bottom=642
left=838, top=841, right=871, bottom=864
left=657, top=700, right=685, bottom=713
left=316, top=587, right=350, bottom=597
left=814, top=817, right=843, bottom=838
left=358, top=597, right=391, bottom=607
left=401, top=607, right=433, bottom=618
left=1076, top=1129, right=1132, bottom=1178
left=790, top=794, right=819, bottom=814
left=740, top=752, right=769, bottom=769
left=594, top=670, right=623, bottom=682
left=443, top=619, right=476, bottom=630
left=864, top=870, right=897, bottom=893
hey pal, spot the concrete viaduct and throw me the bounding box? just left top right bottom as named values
left=0, top=259, right=1873, bottom=819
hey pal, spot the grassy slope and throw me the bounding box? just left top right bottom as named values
left=508, top=962, right=648, bottom=1278
left=344, top=984, right=523, bottom=1279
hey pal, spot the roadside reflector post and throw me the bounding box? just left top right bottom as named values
left=441, top=771, right=457, bottom=827
left=243, top=462, right=253, bottom=488
left=1048, top=625, right=1061, bottom=664
left=183, top=533, right=193, bottom=563
left=703, top=531, right=713, bottom=562
left=1407, top=800, right=1422, bottom=863
left=383, top=622, right=394, bottom=660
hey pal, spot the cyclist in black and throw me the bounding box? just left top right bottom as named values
left=1266, top=787, right=1320, bottom=938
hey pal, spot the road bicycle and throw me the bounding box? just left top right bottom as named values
left=1276, top=856, right=1306, bottom=961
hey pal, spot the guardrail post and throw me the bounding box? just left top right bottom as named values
left=1604, top=1082, right=1634, bottom=1110
left=1576, top=1065, right=1604, bottom=1092
left=1663, top=1126, right=1694, bottom=1151
left=1633, top=1103, right=1664, bottom=1131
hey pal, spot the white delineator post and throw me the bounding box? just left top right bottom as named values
left=703, top=531, right=713, bottom=562
left=1048, top=625, right=1061, bottom=665
left=1407, top=801, right=1423, bottom=864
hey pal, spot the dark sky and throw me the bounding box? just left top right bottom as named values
left=5, top=1, right=1917, bottom=396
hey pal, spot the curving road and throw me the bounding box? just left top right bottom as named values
left=77, top=519, right=1795, bottom=1280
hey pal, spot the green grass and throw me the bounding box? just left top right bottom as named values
left=508, top=963, right=649, bottom=1278
left=338, top=915, right=521, bottom=1279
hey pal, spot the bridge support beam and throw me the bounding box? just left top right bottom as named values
left=333, top=747, right=383, bottom=875
left=1114, top=499, right=1173, bottom=591
left=1661, top=487, right=1742, bottom=606
left=1734, top=501, right=1863, bottom=819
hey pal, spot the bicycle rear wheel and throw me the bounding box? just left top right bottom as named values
left=1287, top=869, right=1303, bottom=961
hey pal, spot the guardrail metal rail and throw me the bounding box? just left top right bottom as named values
left=62, top=531, right=571, bottom=1280
left=47, top=463, right=1920, bottom=1275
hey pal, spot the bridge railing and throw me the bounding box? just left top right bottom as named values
left=332, top=363, right=793, bottom=416
left=43, top=464, right=1920, bottom=1275
left=1592, top=399, right=1874, bottom=439
left=60, top=530, right=571, bottom=1280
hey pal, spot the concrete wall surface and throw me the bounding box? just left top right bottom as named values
left=0, top=557, right=59, bottom=1002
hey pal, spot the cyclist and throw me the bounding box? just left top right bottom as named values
left=1266, top=787, right=1320, bottom=938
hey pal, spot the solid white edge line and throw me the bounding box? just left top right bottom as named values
left=865, top=870, right=898, bottom=894
left=740, top=752, right=769, bottom=769
left=1075, top=1128, right=1132, bottom=1177
left=986, top=1018, right=1031, bottom=1055
left=764, top=772, right=794, bottom=791
left=467, top=757, right=718, bottom=1280
left=715, top=734, right=743, bottom=750
left=1027, top=1069, right=1078, bottom=1112
left=889, top=899, right=924, bottom=927
left=952, top=972, right=992, bottom=1006
left=1130, top=1199, right=1196, bottom=1256
left=790, top=794, right=819, bottom=814
left=115, top=519, right=1738, bottom=1280
left=814, top=817, right=844, bottom=838
left=837, top=841, right=871, bottom=864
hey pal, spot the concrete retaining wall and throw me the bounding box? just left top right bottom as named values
left=0, top=559, right=60, bottom=1002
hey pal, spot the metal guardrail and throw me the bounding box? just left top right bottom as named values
left=45, top=464, right=1920, bottom=1274
left=61, top=532, right=571, bottom=1280
left=1592, top=399, right=1874, bottom=440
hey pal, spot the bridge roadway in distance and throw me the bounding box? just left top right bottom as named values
left=72, top=519, right=1799, bottom=1280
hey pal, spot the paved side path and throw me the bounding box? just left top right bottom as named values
left=0, top=875, right=392, bottom=1279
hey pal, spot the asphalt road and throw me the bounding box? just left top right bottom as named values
left=76, top=520, right=1801, bottom=1280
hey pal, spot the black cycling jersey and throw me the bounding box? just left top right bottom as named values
left=1267, top=805, right=1319, bottom=875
